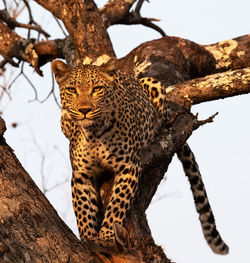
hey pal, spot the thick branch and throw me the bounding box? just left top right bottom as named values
left=205, top=34, right=250, bottom=71
left=166, top=67, right=250, bottom=108
left=100, top=0, right=136, bottom=27
left=32, top=39, right=66, bottom=67
left=116, top=36, right=217, bottom=84
left=115, top=36, right=250, bottom=110
left=100, top=0, right=165, bottom=36
left=0, top=23, right=71, bottom=74
left=0, top=118, right=96, bottom=263
left=0, top=20, right=54, bottom=74
left=0, top=20, right=25, bottom=66
left=35, top=0, right=115, bottom=63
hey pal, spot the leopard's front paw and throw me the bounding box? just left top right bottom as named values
left=95, top=232, right=114, bottom=248
left=97, top=227, right=115, bottom=242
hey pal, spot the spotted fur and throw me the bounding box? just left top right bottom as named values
left=52, top=60, right=228, bottom=254
left=177, top=144, right=228, bottom=254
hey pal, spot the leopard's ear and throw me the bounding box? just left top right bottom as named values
left=99, top=57, right=117, bottom=81
left=51, top=60, right=70, bottom=85
left=100, top=57, right=117, bottom=72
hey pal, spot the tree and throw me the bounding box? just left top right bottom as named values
left=0, top=0, right=249, bottom=262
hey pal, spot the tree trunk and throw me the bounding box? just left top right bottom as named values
left=0, top=118, right=97, bottom=263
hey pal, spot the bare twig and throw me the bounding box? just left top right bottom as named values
left=29, top=129, right=47, bottom=193
left=53, top=15, right=67, bottom=37
left=13, top=0, right=18, bottom=7
left=23, top=71, right=39, bottom=102
left=138, top=17, right=165, bottom=36
left=196, top=112, right=218, bottom=127
left=2, top=0, right=7, bottom=10
left=0, top=59, right=8, bottom=69
left=101, top=0, right=166, bottom=36
left=44, top=178, right=68, bottom=194
left=192, top=112, right=219, bottom=132
left=51, top=70, right=61, bottom=108
left=134, top=0, right=146, bottom=13
left=22, top=0, right=35, bottom=24
left=7, top=62, right=39, bottom=101
left=120, top=0, right=166, bottom=36
left=9, top=1, right=25, bottom=19
left=29, top=129, right=69, bottom=196
left=19, top=23, right=50, bottom=38
left=151, top=190, right=182, bottom=204
left=0, top=9, right=50, bottom=37
left=6, top=58, right=60, bottom=105
left=0, top=85, right=12, bottom=100
left=7, top=71, right=22, bottom=90
left=40, top=69, right=61, bottom=107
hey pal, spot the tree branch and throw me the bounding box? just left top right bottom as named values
left=205, top=34, right=250, bottom=71
left=0, top=20, right=24, bottom=66
left=116, top=36, right=217, bottom=83
left=0, top=20, right=69, bottom=75
left=35, top=0, right=115, bottom=63
left=0, top=9, right=50, bottom=37
left=166, top=67, right=250, bottom=108
left=100, top=0, right=166, bottom=36
left=100, top=0, right=136, bottom=27
left=0, top=20, right=49, bottom=75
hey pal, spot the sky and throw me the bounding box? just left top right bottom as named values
left=0, top=1, right=250, bottom=262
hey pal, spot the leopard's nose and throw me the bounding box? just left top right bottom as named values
left=78, top=107, right=92, bottom=115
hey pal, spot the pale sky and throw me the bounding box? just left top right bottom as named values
left=1, top=1, right=250, bottom=262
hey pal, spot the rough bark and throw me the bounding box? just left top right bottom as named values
left=35, top=0, right=115, bottom=63
left=100, top=0, right=165, bottom=36
left=0, top=118, right=96, bottom=263
left=166, top=67, right=250, bottom=109
left=0, top=21, right=25, bottom=66
left=205, top=34, right=250, bottom=71
left=100, top=0, right=136, bottom=27
left=116, top=36, right=217, bottom=83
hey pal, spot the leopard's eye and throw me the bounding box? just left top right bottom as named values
left=66, top=87, right=76, bottom=93
left=92, top=86, right=104, bottom=94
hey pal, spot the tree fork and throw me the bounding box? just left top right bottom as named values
left=35, top=0, right=115, bottom=63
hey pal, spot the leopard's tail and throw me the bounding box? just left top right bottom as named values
left=177, top=143, right=229, bottom=255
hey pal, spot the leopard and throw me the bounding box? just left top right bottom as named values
left=51, top=59, right=228, bottom=254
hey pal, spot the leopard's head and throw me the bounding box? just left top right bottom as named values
left=52, top=60, right=117, bottom=129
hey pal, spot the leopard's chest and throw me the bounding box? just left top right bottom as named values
left=69, top=119, right=155, bottom=174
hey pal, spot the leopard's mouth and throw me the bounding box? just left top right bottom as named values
left=77, top=117, right=95, bottom=128
left=69, top=110, right=99, bottom=128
